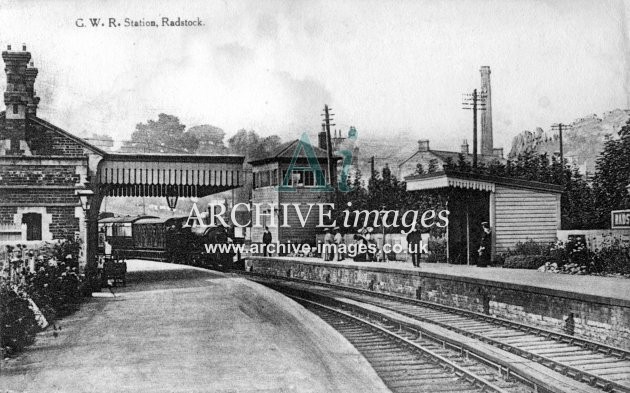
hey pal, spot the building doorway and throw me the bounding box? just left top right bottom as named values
left=22, top=212, right=42, bottom=241
left=447, top=190, right=489, bottom=265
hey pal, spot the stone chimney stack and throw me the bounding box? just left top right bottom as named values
left=418, top=139, right=430, bottom=152
left=2, top=44, right=31, bottom=155
left=480, top=66, right=493, bottom=156
left=24, top=60, right=40, bottom=116
left=461, top=139, right=469, bottom=154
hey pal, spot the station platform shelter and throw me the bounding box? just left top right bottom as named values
left=405, top=171, right=564, bottom=264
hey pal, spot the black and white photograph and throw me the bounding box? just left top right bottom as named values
left=1, top=1, right=629, bottom=392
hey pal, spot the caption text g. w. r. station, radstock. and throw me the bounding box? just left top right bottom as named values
left=75, top=17, right=203, bottom=28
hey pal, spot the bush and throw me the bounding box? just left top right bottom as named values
left=591, top=238, right=630, bottom=275
left=503, top=255, right=555, bottom=269
left=426, top=238, right=446, bottom=263
left=1, top=283, right=38, bottom=356
left=1, top=237, right=86, bottom=356
left=510, top=240, right=554, bottom=256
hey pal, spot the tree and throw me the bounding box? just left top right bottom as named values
left=227, top=129, right=282, bottom=161
left=187, top=125, right=227, bottom=154
left=562, top=169, right=598, bottom=229
left=593, top=119, right=630, bottom=227
left=427, top=159, right=439, bottom=173
left=414, top=163, right=425, bottom=175
left=130, top=113, right=198, bottom=153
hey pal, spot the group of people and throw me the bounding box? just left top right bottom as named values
left=322, top=227, right=346, bottom=261
left=258, top=221, right=494, bottom=267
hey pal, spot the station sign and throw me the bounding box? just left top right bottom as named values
left=611, top=210, right=630, bottom=229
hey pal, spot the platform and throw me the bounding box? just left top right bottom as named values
left=247, top=256, right=630, bottom=350
left=248, top=257, right=630, bottom=306
left=0, top=260, right=390, bottom=393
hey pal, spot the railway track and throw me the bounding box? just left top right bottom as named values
left=235, top=270, right=630, bottom=393
left=294, top=296, right=531, bottom=393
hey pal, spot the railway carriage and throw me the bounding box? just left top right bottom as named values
left=133, top=216, right=189, bottom=261
left=98, top=215, right=157, bottom=257
left=97, top=215, right=243, bottom=270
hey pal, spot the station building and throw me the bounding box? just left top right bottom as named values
left=0, top=45, right=245, bottom=269
left=0, top=45, right=102, bottom=248
left=249, top=138, right=337, bottom=247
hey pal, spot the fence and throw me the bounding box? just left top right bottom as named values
left=557, top=229, right=630, bottom=251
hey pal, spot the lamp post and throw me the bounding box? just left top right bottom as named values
left=166, top=186, right=179, bottom=212
left=76, top=189, right=94, bottom=211
left=75, top=189, right=95, bottom=289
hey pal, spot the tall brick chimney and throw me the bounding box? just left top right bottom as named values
left=24, top=61, right=40, bottom=116
left=2, top=44, right=31, bottom=155
left=418, top=139, right=430, bottom=152
left=480, top=66, right=493, bottom=156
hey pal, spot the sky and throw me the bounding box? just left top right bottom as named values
left=0, top=0, right=628, bottom=151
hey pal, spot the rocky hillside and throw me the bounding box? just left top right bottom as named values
left=508, top=109, right=630, bottom=175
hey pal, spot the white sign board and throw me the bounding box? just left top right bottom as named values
left=611, top=210, right=630, bottom=229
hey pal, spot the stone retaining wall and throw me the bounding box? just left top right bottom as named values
left=248, top=257, right=630, bottom=350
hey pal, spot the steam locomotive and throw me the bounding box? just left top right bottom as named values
left=97, top=215, right=243, bottom=271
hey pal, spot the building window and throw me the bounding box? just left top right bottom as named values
left=260, top=171, right=270, bottom=187
left=22, top=213, right=42, bottom=241
left=304, top=170, right=314, bottom=186
left=271, top=169, right=278, bottom=186
left=282, top=169, right=326, bottom=187
left=12, top=104, right=18, bottom=114
left=252, top=172, right=257, bottom=189
left=291, top=170, right=304, bottom=186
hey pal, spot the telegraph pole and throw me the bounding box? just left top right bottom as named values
left=462, top=89, right=486, bottom=169
left=551, top=123, right=571, bottom=182
left=551, top=123, right=568, bottom=166
left=322, top=105, right=336, bottom=189
left=370, top=156, right=375, bottom=180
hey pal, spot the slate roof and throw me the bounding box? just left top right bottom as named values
left=399, top=148, right=505, bottom=168
left=405, top=170, right=564, bottom=193
left=249, top=138, right=336, bottom=165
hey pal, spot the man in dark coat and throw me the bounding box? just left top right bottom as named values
left=478, top=222, right=492, bottom=267
left=262, top=227, right=272, bottom=257
left=406, top=226, right=422, bottom=267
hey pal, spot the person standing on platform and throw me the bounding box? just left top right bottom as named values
left=478, top=222, right=492, bottom=267
left=262, top=226, right=272, bottom=257
left=334, top=227, right=345, bottom=261
left=406, top=226, right=421, bottom=267
left=363, top=227, right=375, bottom=261
left=323, top=228, right=333, bottom=261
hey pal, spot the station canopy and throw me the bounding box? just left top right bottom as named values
left=405, top=171, right=563, bottom=194
left=97, top=153, right=245, bottom=198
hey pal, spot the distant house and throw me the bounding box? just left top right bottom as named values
left=398, top=139, right=505, bottom=179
